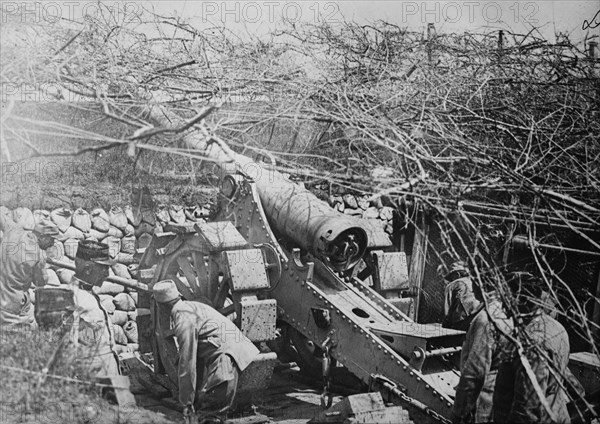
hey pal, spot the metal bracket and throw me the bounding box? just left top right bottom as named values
left=311, top=307, right=332, bottom=329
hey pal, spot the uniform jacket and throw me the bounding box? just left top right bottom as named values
left=443, top=276, right=482, bottom=331
left=452, top=293, right=513, bottom=423
left=0, top=227, right=47, bottom=325
left=493, top=312, right=571, bottom=424
left=171, top=300, right=260, bottom=406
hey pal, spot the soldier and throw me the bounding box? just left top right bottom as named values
left=451, top=280, right=513, bottom=424
left=493, top=272, right=572, bottom=424
left=0, top=219, right=59, bottom=328
left=69, top=240, right=120, bottom=377
left=152, top=280, right=260, bottom=424
left=441, top=261, right=482, bottom=331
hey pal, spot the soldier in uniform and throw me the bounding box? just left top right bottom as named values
left=69, top=240, right=120, bottom=377
left=451, top=280, right=513, bottom=424
left=493, top=272, right=572, bottom=424
left=441, top=261, right=482, bottom=331
left=0, top=219, right=58, bottom=328
left=153, top=280, right=260, bottom=424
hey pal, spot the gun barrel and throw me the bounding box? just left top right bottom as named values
left=147, top=104, right=370, bottom=271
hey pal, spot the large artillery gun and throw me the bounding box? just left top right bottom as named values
left=128, top=116, right=464, bottom=422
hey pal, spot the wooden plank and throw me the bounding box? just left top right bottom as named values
left=176, top=256, right=199, bottom=294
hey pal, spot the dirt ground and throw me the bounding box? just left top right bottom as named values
left=129, top=364, right=343, bottom=424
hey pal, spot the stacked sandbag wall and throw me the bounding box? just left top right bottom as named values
left=0, top=203, right=210, bottom=354
left=327, top=193, right=397, bottom=237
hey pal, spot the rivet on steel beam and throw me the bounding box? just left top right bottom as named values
left=409, top=372, right=414, bottom=376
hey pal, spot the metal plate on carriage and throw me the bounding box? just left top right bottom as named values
left=223, top=249, right=270, bottom=291
left=238, top=299, right=277, bottom=341
left=194, top=221, right=248, bottom=251
left=372, top=251, right=409, bottom=291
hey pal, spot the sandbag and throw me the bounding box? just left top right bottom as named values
left=111, top=263, right=131, bottom=279
left=32, top=209, right=51, bottom=225
left=343, top=194, right=358, bottom=209
left=88, top=228, right=108, bottom=241
left=107, top=225, right=123, bottom=238
left=123, top=205, right=136, bottom=226
left=127, top=310, right=137, bottom=321
left=58, top=226, right=85, bottom=242
left=0, top=206, right=15, bottom=232
left=121, top=236, right=135, bottom=254
left=127, top=343, right=139, bottom=352
left=123, top=320, right=138, bottom=344
left=127, top=264, right=139, bottom=279
left=123, top=224, right=134, bottom=237
left=104, top=236, right=121, bottom=259
left=46, top=240, right=65, bottom=262
left=169, top=205, right=186, bottom=224
left=128, top=292, right=138, bottom=306
left=112, top=324, right=127, bottom=345
left=110, top=310, right=128, bottom=326
left=13, top=207, right=35, bottom=230
left=71, top=208, right=91, bottom=232
left=90, top=208, right=110, bottom=232
left=154, top=221, right=163, bottom=234
left=155, top=207, right=170, bottom=224
left=51, top=255, right=74, bottom=269
left=50, top=208, right=72, bottom=232
left=113, top=293, right=136, bottom=312
left=55, top=267, right=75, bottom=285
left=379, top=206, right=394, bottom=221
left=109, top=206, right=128, bottom=230
left=116, top=252, right=135, bottom=265
left=99, top=295, right=116, bottom=314
left=93, top=280, right=124, bottom=296
left=362, top=207, right=380, bottom=219
left=63, top=238, right=79, bottom=259
left=45, top=268, right=61, bottom=286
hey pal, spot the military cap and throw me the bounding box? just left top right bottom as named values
left=153, top=280, right=181, bottom=303
left=76, top=239, right=115, bottom=265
